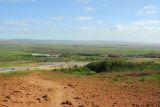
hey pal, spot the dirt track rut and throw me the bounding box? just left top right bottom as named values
left=24, top=77, right=85, bottom=107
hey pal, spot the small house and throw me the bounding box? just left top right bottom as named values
left=32, top=54, right=50, bottom=58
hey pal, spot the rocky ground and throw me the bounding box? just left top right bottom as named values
left=0, top=72, right=159, bottom=107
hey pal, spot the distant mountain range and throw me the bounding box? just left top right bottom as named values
left=0, top=39, right=160, bottom=47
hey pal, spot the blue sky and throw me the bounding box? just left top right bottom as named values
left=0, top=0, right=160, bottom=43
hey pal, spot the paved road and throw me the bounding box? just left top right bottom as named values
left=0, top=62, right=89, bottom=72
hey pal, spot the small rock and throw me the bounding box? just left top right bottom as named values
left=61, top=100, right=72, bottom=105
left=3, top=100, right=8, bottom=102
left=68, top=84, right=74, bottom=88
left=6, top=96, right=10, bottom=99
left=42, top=95, right=48, bottom=101
left=78, top=105, right=84, bottom=107
left=74, top=97, right=81, bottom=99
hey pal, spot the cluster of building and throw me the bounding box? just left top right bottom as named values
left=32, top=54, right=60, bottom=58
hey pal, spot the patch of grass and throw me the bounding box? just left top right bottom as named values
left=0, top=61, right=56, bottom=68
left=53, top=67, right=96, bottom=75
left=0, top=62, right=38, bottom=67
left=0, top=71, right=31, bottom=77
left=0, top=51, right=32, bottom=62
left=113, top=75, right=126, bottom=82
left=138, top=74, right=160, bottom=82
left=112, top=73, right=160, bottom=82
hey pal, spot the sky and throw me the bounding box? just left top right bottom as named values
left=0, top=0, right=160, bottom=43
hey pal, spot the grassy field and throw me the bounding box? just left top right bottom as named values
left=0, top=40, right=160, bottom=62
left=0, top=61, right=42, bottom=67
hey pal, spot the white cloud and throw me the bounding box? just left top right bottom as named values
left=1, top=19, right=160, bottom=43
left=132, top=20, right=160, bottom=26
left=131, top=20, right=160, bottom=31
left=137, top=5, right=159, bottom=15
left=111, top=24, right=124, bottom=30
left=0, top=20, right=32, bottom=27
left=84, top=6, right=95, bottom=12
left=75, top=16, right=92, bottom=21
left=0, top=19, right=50, bottom=27
left=110, top=20, right=160, bottom=32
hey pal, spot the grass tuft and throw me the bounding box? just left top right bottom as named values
left=0, top=71, right=31, bottom=77
left=53, top=67, right=96, bottom=75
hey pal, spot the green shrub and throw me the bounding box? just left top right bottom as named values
left=86, top=59, right=160, bottom=73
left=53, top=67, right=96, bottom=75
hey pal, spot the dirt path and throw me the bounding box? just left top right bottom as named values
left=25, top=77, right=76, bottom=107
left=0, top=72, right=159, bottom=107
left=22, top=77, right=85, bottom=107
left=25, top=77, right=57, bottom=106
left=0, top=76, right=82, bottom=107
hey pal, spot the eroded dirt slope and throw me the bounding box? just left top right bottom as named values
left=0, top=72, right=159, bottom=107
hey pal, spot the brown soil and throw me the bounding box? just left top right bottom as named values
left=0, top=72, right=159, bottom=107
